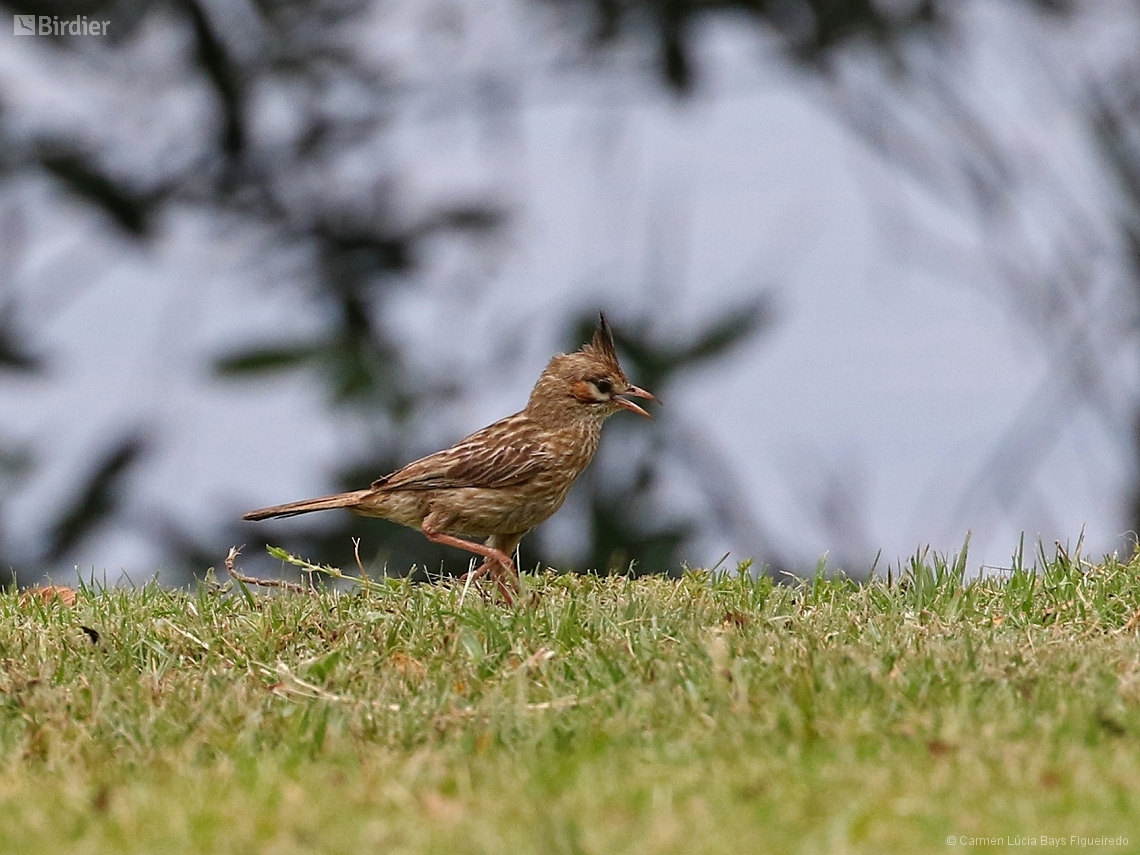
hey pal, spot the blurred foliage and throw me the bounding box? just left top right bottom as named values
left=549, top=0, right=1078, bottom=93
left=0, top=135, right=42, bottom=585
left=0, top=305, right=41, bottom=373
left=0, top=0, right=811, bottom=582
left=3, top=0, right=1130, bottom=583
left=0, top=0, right=494, bottom=580
left=549, top=0, right=943, bottom=91
left=38, top=148, right=154, bottom=236
left=1091, top=72, right=1140, bottom=539
left=45, top=432, right=148, bottom=563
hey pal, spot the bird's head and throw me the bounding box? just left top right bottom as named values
left=527, top=313, right=657, bottom=420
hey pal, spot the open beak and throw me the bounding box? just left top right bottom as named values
left=614, top=385, right=657, bottom=418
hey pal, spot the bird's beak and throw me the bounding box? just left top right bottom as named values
left=614, top=385, right=657, bottom=418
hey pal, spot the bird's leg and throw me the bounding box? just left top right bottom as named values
left=421, top=522, right=517, bottom=601
left=472, top=533, right=523, bottom=598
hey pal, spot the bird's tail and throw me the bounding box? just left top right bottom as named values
left=242, top=489, right=374, bottom=521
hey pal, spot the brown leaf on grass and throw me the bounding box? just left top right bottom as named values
left=20, top=585, right=78, bottom=607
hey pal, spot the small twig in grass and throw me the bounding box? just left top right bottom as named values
left=226, top=546, right=309, bottom=594
left=266, top=545, right=389, bottom=592
left=352, top=537, right=370, bottom=582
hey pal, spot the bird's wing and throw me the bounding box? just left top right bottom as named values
left=372, top=415, right=552, bottom=491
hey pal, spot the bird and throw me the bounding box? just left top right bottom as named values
left=242, top=313, right=656, bottom=600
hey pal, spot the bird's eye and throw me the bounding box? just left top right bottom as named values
left=594, top=378, right=613, bottom=395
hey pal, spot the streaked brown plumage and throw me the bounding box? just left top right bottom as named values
left=243, top=314, right=656, bottom=599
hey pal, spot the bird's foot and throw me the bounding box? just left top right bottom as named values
left=463, top=558, right=519, bottom=605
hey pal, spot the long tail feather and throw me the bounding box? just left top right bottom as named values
left=242, top=489, right=373, bottom=521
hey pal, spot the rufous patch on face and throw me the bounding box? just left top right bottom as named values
left=571, top=379, right=603, bottom=403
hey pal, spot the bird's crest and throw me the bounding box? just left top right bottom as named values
left=582, top=312, right=622, bottom=373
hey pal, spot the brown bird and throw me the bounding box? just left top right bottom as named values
left=243, top=314, right=656, bottom=598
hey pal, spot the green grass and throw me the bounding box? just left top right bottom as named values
left=2, top=542, right=1140, bottom=853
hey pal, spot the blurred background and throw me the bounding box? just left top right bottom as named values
left=1, top=0, right=1138, bottom=585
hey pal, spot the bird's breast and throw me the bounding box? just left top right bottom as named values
left=542, top=417, right=603, bottom=475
